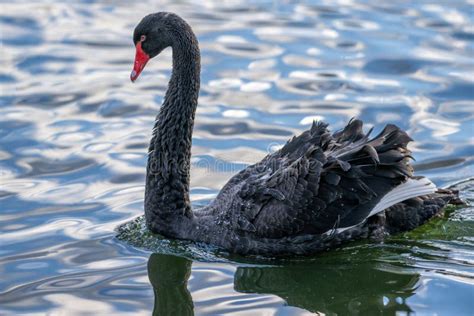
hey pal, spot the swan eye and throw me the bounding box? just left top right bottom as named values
left=140, top=35, right=146, bottom=42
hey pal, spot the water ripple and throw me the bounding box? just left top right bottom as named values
left=1, top=1, right=473, bottom=315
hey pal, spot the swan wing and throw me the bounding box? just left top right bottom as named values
left=236, top=145, right=325, bottom=237
left=235, top=122, right=329, bottom=237
left=233, top=119, right=426, bottom=239
left=312, top=120, right=416, bottom=232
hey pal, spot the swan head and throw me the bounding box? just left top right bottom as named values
left=131, top=12, right=189, bottom=82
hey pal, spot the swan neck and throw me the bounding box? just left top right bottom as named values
left=145, top=27, right=200, bottom=233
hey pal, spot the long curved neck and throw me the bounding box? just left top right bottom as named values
left=145, top=25, right=200, bottom=235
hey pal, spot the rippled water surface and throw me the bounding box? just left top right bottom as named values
left=1, top=1, right=473, bottom=315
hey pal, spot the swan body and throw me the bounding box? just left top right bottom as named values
left=131, top=12, right=459, bottom=256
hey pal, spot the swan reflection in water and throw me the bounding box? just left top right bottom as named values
left=147, top=253, right=419, bottom=315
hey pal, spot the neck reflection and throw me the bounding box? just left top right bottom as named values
left=147, top=253, right=194, bottom=316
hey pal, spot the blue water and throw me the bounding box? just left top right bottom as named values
left=1, top=1, right=473, bottom=315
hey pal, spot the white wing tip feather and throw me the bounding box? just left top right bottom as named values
left=369, top=177, right=437, bottom=217
left=325, top=177, right=437, bottom=235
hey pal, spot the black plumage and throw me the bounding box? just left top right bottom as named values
left=131, top=12, right=460, bottom=256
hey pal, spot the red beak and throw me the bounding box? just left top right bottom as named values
left=130, top=41, right=150, bottom=82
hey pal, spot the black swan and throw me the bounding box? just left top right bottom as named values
left=130, top=12, right=460, bottom=256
